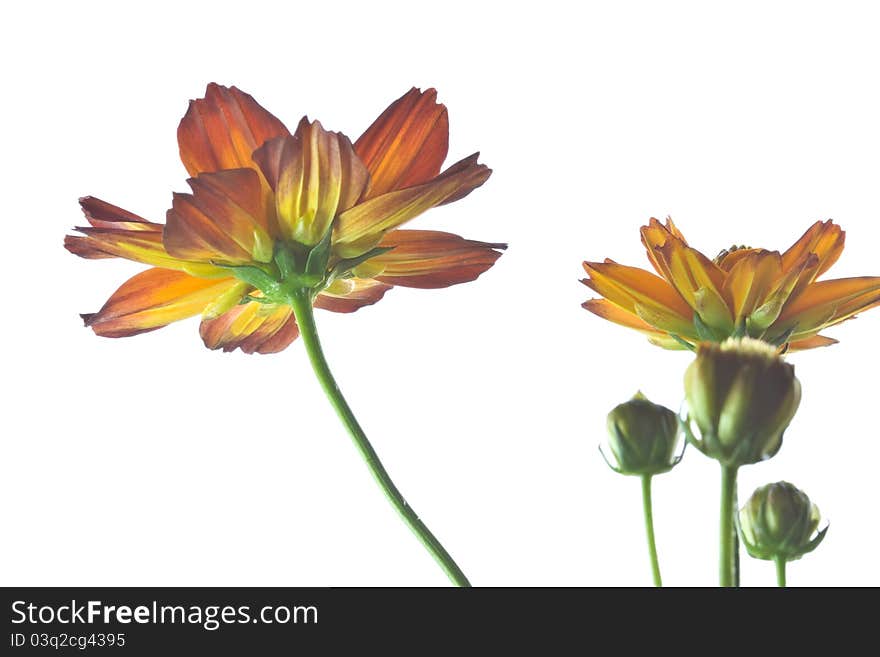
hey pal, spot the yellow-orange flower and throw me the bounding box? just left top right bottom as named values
left=66, top=84, right=504, bottom=353
left=582, top=218, right=880, bottom=351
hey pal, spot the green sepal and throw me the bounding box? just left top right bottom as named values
left=305, top=226, right=334, bottom=278
left=332, top=246, right=395, bottom=278
left=273, top=245, right=298, bottom=280
left=215, top=262, right=279, bottom=293
left=693, top=313, right=725, bottom=342
left=669, top=334, right=696, bottom=351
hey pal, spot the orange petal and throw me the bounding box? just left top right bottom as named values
left=640, top=217, right=689, bottom=276
left=582, top=299, right=666, bottom=335
left=253, top=119, right=368, bottom=246
left=178, top=83, right=289, bottom=177
left=581, top=261, right=694, bottom=336
left=787, top=334, right=839, bottom=351
left=721, top=250, right=782, bottom=321
left=333, top=153, right=491, bottom=258
left=314, top=277, right=392, bottom=313
left=654, top=239, right=733, bottom=329
left=776, top=276, right=880, bottom=331
left=83, top=268, right=239, bottom=338
left=200, top=301, right=299, bottom=354
left=354, top=88, right=449, bottom=198
left=369, top=229, right=505, bottom=288
left=65, top=198, right=225, bottom=277
left=164, top=168, right=273, bottom=264
left=781, top=220, right=845, bottom=279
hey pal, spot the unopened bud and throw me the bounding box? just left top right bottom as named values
left=602, top=392, right=683, bottom=476
left=738, top=481, right=827, bottom=561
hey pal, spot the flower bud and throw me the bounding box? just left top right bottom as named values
left=683, top=337, right=800, bottom=467
left=738, top=481, right=827, bottom=561
left=602, top=392, right=683, bottom=476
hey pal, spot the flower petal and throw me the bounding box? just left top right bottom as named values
left=776, top=276, right=880, bottom=331
left=164, top=168, right=273, bottom=264
left=253, top=119, right=368, bottom=246
left=314, top=277, right=392, bottom=313
left=640, top=217, right=689, bottom=275
left=654, top=239, right=733, bottom=330
left=367, top=229, right=506, bottom=288
left=582, top=299, right=665, bottom=334
left=333, top=153, right=491, bottom=258
left=354, top=87, right=449, bottom=198
left=178, top=83, right=289, bottom=177
left=581, top=261, right=695, bottom=336
left=721, top=250, right=782, bottom=322
left=787, top=334, right=839, bottom=351
left=83, top=268, right=239, bottom=338
left=781, top=220, right=845, bottom=279
left=200, top=300, right=299, bottom=354
left=65, top=197, right=226, bottom=277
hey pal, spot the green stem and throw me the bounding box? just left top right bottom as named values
left=288, top=289, right=470, bottom=587
left=641, top=475, right=662, bottom=587
left=775, top=557, right=787, bottom=587
left=719, top=465, right=738, bottom=587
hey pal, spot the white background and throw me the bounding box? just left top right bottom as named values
left=2, top=1, right=879, bottom=586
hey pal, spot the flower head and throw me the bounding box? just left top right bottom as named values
left=66, top=85, right=504, bottom=353
left=684, top=337, right=801, bottom=467
left=582, top=218, right=880, bottom=351
left=739, top=481, right=827, bottom=562
left=602, top=392, right=683, bottom=476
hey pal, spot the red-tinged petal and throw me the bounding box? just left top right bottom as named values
left=781, top=220, right=845, bottom=279
left=369, top=229, right=506, bottom=288
left=178, top=83, right=289, bottom=177
left=164, top=168, right=274, bottom=264
left=333, top=153, right=491, bottom=258
left=582, top=261, right=693, bottom=317
left=253, top=119, right=368, bottom=246
left=354, top=88, right=449, bottom=198
left=777, top=276, right=880, bottom=330
left=314, top=277, right=392, bottom=313
left=83, top=268, right=239, bottom=338
left=66, top=198, right=226, bottom=277
left=787, top=334, right=839, bottom=351
left=200, top=301, right=299, bottom=354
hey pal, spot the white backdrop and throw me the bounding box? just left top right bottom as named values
left=2, top=0, right=879, bottom=586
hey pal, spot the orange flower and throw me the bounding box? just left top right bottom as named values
left=582, top=218, right=880, bottom=351
left=66, top=84, right=504, bottom=353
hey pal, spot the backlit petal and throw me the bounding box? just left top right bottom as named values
left=787, top=334, right=839, bottom=351
left=334, top=153, right=491, bottom=258
left=581, top=261, right=694, bottom=335
left=368, top=229, right=505, bottom=288
left=178, top=83, right=289, bottom=177
left=314, top=277, right=392, bottom=313
left=355, top=88, right=449, bottom=198
left=640, top=217, right=689, bottom=276
left=655, top=239, right=733, bottom=330
left=721, top=250, right=782, bottom=321
left=253, top=119, right=368, bottom=246
left=781, top=220, right=845, bottom=279
left=777, top=276, right=880, bottom=331
left=65, top=197, right=225, bottom=277
left=83, top=268, right=239, bottom=338
left=200, top=300, right=299, bottom=354
left=164, top=168, right=273, bottom=264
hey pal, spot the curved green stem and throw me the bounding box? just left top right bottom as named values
left=641, top=475, right=662, bottom=587
left=288, top=289, right=471, bottom=587
left=775, top=557, right=787, bottom=587
left=719, top=465, right=738, bottom=587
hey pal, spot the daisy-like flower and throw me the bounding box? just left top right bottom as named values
left=66, top=84, right=504, bottom=353
left=582, top=218, right=880, bottom=351
left=66, top=84, right=503, bottom=586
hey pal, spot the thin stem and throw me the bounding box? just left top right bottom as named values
left=775, top=557, right=787, bottom=587
left=641, top=475, right=662, bottom=587
left=719, top=464, right=738, bottom=587
left=288, top=289, right=470, bottom=587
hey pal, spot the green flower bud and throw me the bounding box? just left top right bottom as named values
left=738, top=481, right=828, bottom=561
left=602, top=392, right=683, bottom=476
left=683, top=337, right=801, bottom=467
